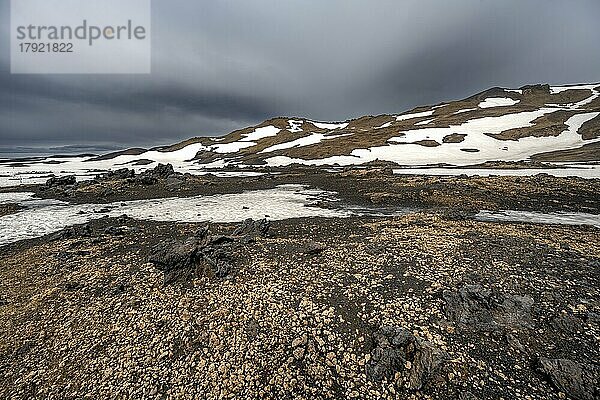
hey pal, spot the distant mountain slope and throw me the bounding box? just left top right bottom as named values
left=96, top=83, right=600, bottom=167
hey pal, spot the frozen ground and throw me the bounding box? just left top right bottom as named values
left=476, top=209, right=600, bottom=228
left=392, top=164, right=600, bottom=179
left=0, top=186, right=411, bottom=246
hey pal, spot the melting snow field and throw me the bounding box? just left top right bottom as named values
left=476, top=210, right=600, bottom=228
left=1, top=186, right=597, bottom=247
left=0, top=186, right=409, bottom=246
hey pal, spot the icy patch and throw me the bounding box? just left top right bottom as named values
left=476, top=210, right=600, bottom=228
left=396, top=110, right=434, bottom=121
left=478, top=97, right=520, bottom=108
left=505, top=89, right=523, bottom=94
left=192, top=171, right=266, bottom=178
left=0, top=186, right=410, bottom=246
left=311, top=122, right=349, bottom=130
left=0, top=192, right=36, bottom=204
left=241, top=126, right=281, bottom=142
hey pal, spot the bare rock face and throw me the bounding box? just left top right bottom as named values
left=96, top=168, right=135, bottom=181
left=232, top=218, right=270, bottom=239
left=442, top=285, right=534, bottom=331
left=366, top=326, right=448, bottom=391
left=45, top=175, right=76, bottom=187
left=149, top=219, right=270, bottom=283
left=142, top=163, right=177, bottom=179
left=149, top=227, right=234, bottom=283
left=538, top=357, right=600, bottom=400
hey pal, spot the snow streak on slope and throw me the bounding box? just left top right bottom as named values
left=550, top=84, right=598, bottom=94
left=241, top=126, right=281, bottom=141
left=478, top=97, right=520, bottom=108
left=395, top=110, right=434, bottom=121
left=311, top=122, right=349, bottom=130
left=259, top=133, right=352, bottom=154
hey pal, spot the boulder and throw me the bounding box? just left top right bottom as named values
left=538, top=357, right=599, bottom=400
left=442, top=285, right=534, bottom=331
left=45, top=175, right=76, bottom=187
left=366, top=326, right=448, bottom=391
left=149, top=227, right=236, bottom=283
left=233, top=218, right=270, bottom=239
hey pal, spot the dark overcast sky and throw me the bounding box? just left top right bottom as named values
left=1, top=0, right=599, bottom=151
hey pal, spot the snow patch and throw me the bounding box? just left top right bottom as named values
left=287, top=120, right=304, bottom=133
left=375, top=122, right=393, bottom=129
left=478, top=97, right=520, bottom=108
left=0, top=192, right=36, bottom=204
left=392, top=164, right=600, bottom=179
left=311, top=121, right=349, bottom=130
left=395, top=110, right=434, bottom=121
left=454, top=108, right=478, bottom=114
left=260, top=133, right=352, bottom=154
left=211, top=141, right=256, bottom=153
left=550, top=84, right=598, bottom=94
left=415, top=119, right=434, bottom=126
left=241, top=126, right=281, bottom=142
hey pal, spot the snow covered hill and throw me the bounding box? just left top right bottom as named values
left=98, top=82, right=600, bottom=168
left=1, top=83, right=600, bottom=185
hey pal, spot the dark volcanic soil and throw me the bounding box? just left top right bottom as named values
left=0, top=213, right=599, bottom=399
left=0, top=203, right=21, bottom=217
left=0, top=167, right=599, bottom=399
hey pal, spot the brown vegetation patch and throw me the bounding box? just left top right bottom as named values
left=531, top=142, right=600, bottom=162
left=414, top=140, right=441, bottom=147
left=443, top=134, right=466, bottom=143
left=578, top=114, right=600, bottom=140
left=488, top=110, right=576, bottom=141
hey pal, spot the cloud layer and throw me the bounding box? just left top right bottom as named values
left=1, top=0, right=599, bottom=150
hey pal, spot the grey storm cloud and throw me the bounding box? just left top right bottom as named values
left=1, top=0, right=599, bottom=151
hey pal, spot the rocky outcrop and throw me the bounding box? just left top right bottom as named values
left=45, top=175, right=76, bottom=187
left=232, top=218, right=270, bottom=239
left=149, top=219, right=270, bottom=283
left=442, top=285, right=534, bottom=331
left=366, top=326, right=448, bottom=391
left=50, top=223, right=93, bottom=240
left=141, top=163, right=179, bottom=179
left=538, top=357, right=599, bottom=400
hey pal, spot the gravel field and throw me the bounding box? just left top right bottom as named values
left=0, top=167, right=599, bottom=399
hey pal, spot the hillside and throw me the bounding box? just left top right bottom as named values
left=95, top=83, right=600, bottom=168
